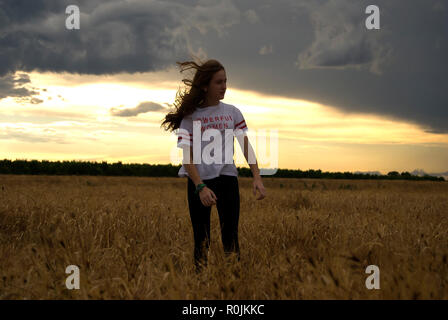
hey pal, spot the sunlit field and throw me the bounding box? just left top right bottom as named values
left=0, top=174, right=447, bottom=299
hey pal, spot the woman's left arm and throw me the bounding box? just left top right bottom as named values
left=243, top=135, right=266, bottom=200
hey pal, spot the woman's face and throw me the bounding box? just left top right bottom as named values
left=205, top=69, right=227, bottom=102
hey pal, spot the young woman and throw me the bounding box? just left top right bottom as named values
left=161, top=59, right=266, bottom=272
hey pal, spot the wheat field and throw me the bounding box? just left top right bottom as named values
left=0, top=174, right=447, bottom=299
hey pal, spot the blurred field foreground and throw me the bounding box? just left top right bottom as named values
left=0, top=174, right=447, bottom=299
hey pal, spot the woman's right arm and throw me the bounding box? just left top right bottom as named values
left=184, top=146, right=203, bottom=186
left=183, top=146, right=217, bottom=206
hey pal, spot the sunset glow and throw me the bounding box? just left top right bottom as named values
left=1, top=70, right=447, bottom=175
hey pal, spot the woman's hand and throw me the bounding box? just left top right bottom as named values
left=253, top=176, right=266, bottom=200
left=199, top=186, right=218, bottom=207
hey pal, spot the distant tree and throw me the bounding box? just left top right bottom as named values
left=387, top=171, right=399, bottom=176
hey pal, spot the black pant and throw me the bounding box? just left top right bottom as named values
left=187, top=174, right=241, bottom=271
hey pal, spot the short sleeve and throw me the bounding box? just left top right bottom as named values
left=233, top=106, right=248, bottom=135
left=177, top=116, right=193, bottom=148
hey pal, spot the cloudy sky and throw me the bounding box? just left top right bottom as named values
left=1, top=0, right=447, bottom=175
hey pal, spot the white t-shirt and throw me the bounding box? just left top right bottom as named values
left=176, top=101, right=249, bottom=180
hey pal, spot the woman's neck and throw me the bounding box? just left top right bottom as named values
left=201, top=100, right=220, bottom=108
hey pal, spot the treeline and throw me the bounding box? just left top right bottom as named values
left=0, top=159, right=444, bottom=181
left=264, top=168, right=445, bottom=181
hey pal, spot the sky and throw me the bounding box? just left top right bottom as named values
left=1, top=0, right=447, bottom=176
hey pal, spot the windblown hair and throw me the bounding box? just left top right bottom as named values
left=161, top=59, right=224, bottom=132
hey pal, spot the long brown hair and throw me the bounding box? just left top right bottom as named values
left=161, top=59, right=225, bottom=132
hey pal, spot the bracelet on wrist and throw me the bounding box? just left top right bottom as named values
left=195, top=183, right=207, bottom=194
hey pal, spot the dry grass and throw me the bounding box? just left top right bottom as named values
left=0, top=174, right=447, bottom=299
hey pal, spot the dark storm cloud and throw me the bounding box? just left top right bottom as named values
left=0, top=0, right=240, bottom=76
left=110, top=101, right=166, bottom=117
left=1, top=0, right=447, bottom=133
left=201, top=0, right=448, bottom=133
left=296, top=0, right=391, bottom=74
